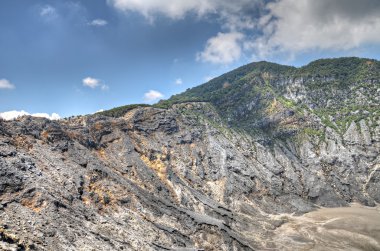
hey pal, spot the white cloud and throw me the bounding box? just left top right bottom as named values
left=40, top=5, right=57, bottom=19
left=0, top=110, right=28, bottom=120
left=107, top=0, right=261, bottom=26
left=0, top=110, right=61, bottom=121
left=89, top=19, right=108, bottom=26
left=106, top=0, right=258, bottom=63
left=144, top=90, right=164, bottom=102
left=82, top=77, right=100, bottom=88
left=252, top=0, right=380, bottom=58
left=197, top=32, right=244, bottom=64
left=175, top=78, right=183, bottom=85
left=107, top=0, right=214, bottom=20
left=82, top=77, right=109, bottom=91
left=32, top=113, right=61, bottom=120
left=0, top=79, right=15, bottom=89
left=109, top=0, right=380, bottom=62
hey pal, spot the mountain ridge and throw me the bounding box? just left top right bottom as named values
left=0, top=57, right=379, bottom=250
left=100, top=57, right=379, bottom=142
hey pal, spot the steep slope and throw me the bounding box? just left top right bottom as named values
left=158, top=57, right=380, bottom=138
left=0, top=57, right=379, bottom=250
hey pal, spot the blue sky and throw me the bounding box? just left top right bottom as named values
left=1, top=0, right=380, bottom=118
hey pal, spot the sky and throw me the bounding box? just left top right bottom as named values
left=1, top=0, right=380, bottom=119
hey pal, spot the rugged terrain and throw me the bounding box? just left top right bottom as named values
left=0, top=57, right=379, bottom=250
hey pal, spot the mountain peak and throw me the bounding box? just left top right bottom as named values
left=152, top=57, right=380, bottom=138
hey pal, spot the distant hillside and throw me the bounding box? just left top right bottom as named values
left=155, top=57, right=380, bottom=140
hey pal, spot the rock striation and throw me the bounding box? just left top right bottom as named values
left=0, top=57, right=379, bottom=250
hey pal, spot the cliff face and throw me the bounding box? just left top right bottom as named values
left=0, top=58, right=380, bottom=250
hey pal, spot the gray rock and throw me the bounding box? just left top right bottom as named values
left=0, top=100, right=379, bottom=250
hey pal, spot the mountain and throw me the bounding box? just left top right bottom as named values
left=158, top=57, right=379, bottom=138
left=1, top=57, right=379, bottom=250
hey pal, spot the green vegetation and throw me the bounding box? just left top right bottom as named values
left=303, top=128, right=324, bottom=137
left=312, top=104, right=378, bottom=133
left=278, top=96, right=297, bottom=109
left=300, top=57, right=360, bottom=76
left=156, top=61, right=295, bottom=109
left=96, top=57, right=379, bottom=144
left=97, top=104, right=151, bottom=117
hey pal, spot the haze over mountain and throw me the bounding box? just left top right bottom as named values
left=1, top=57, right=379, bottom=250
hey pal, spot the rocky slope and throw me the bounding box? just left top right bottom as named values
left=0, top=57, right=379, bottom=250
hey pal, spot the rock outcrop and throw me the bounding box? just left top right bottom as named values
left=0, top=57, right=379, bottom=250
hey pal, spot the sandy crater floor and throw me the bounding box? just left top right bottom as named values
left=270, top=203, right=380, bottom=251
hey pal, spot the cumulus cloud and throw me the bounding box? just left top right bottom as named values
left=82, top=77, right=109, bottom=90
left=0, top=79, right=15, bottom=89
left=107, top=0, right=213, bottom=20
left=107, top=0, right=261, bottom=26
left=0, top=110, right=60, bottom=121
left=107, top=0, right=259, bottom=63
left=109, top=0, right=380, bottom=62
left=252, top=0, right=380, bottom=58
left=144, top=90, right=164, bottom=102
left=83, top=77, right=100, bottom=88
left=32, top=113, right=61, bottom=120
left=108, top=0, right=257, bottom=64
left=89, top=19, right=108, bottom=26
left=197, top=32, right=244, bottom=64
left=175, top=78, right=183, bottom=85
